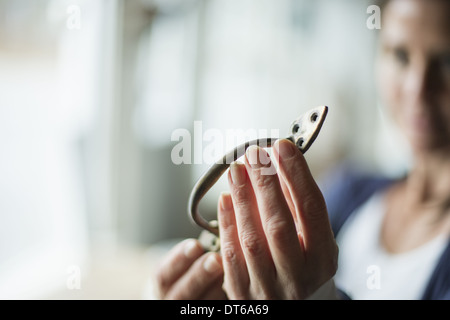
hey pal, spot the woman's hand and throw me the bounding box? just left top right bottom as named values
left=218, top=139, right=338, bottom=299
left=155, top=239, right=226, bottom=299
left=155, top=139, right=337, bottom=300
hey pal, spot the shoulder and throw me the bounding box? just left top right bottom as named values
left=319, top=162, right=395, bottom=236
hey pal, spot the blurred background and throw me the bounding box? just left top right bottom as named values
left=0, top=0, right=410, bottom=299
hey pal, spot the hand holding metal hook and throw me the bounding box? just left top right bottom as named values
left=187, top=106, right=329, bottom=251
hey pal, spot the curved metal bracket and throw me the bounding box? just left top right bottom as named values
left=187, top=106, right=328, bottom=250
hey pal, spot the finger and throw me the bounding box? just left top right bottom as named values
left=217, top=191, right=251, bottom=299
left=278, top=174, right=298, bottom=226
left=279, top=175, right=306, bottom=251
left=156, top=239, right=204, bottom=298
left=165, top=252, right=224, bottom=299
left=273, top=139, right=335, bottom=252
left=228, top=164, right=278, bottom=290
left=243, top=147, right=304, bottom=278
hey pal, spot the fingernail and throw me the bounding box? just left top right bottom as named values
left=230, top=162, right=246, bottom=186
left=184, top=239, right=199, bottom=259
left=275, top=139, right=296, bottom=160
left=203, top=253, right=221, bottom=273
left=246, top=145, right=270, bottom=168
left=219, top=192, right=233, bottom=211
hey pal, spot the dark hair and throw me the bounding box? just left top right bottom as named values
left=377, top=0, right=389, bottom=8
left=376, top=0, right=389, bottom=18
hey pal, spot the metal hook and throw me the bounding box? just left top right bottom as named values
left=187, top=106, right=328, bottom=251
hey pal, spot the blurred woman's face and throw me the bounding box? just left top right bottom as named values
left=377, top=0, right=450, bottom=155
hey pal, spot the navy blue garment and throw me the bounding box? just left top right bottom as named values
left=321, top=164, right=450, bottom=300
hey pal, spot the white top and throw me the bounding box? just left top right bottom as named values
left=334, top=192, right=448, bottom=300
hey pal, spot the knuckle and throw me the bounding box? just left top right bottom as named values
left=232, top=186, right=251, bottom=206
left=222, top=245, right=238, bottom=265
left=220, top=218, right=237, bottom=237
left=241, top=233, right=264, bottom=257
left=301, top=194, right=328, bottom=222
left=266, top=217, right=291, bottom=244
left=288, top=169, right=328, bottom=221
left=252, top=170, right=275, bottom=190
